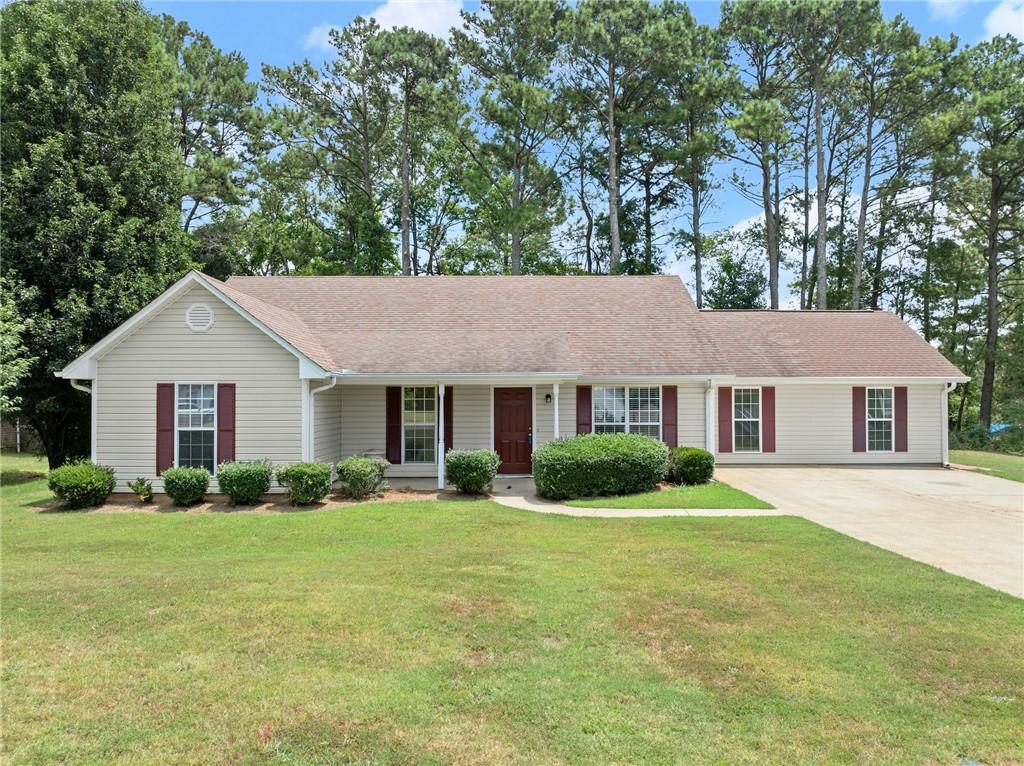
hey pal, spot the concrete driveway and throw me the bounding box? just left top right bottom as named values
left=716, top=465, right=1024, bottom=597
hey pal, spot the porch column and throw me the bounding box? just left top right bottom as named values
left=552, top=382, right=560, bottom=440
left=705, top=381, right=715, bottom=454
left=437, top=383, right=445, bottom=489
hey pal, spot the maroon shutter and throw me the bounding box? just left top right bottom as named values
left=894, top=386, right=908, bottom=452
left=217, top=383, right=236, bottom=464
left=156, top=383, right=175, bottom=474
left=576, top=385, right=592, bottom=435
left=852, top=387, right=867, bottom=452
left=444, top=385, right=454, bottom=454
left=385, top=386, right=401, bottom=464
left=662, top=385, right=677, bottom=447
left=718, top=387, right=732, bottom=453
left=762, top=386, right=776, bottom=453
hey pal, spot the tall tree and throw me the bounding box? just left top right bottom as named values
left=0, top=279, right=35, bottom=415
left=1, top=0, right=189, bottom=466
left=160, top=17, right=263, bottom=233
left=564, top=0, right=682, bottom=273
left=453, top=0, right=567, bottom=275
left=374, top=27, right=452, bottom=275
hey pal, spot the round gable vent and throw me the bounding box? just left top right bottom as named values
left=185, top=303, right=215, bottom=332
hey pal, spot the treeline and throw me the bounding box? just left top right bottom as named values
left=1, top=0, right=1021, bottom=466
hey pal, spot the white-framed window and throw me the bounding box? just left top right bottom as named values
left=403, top=386, right=436, bottom=463
left=733, top=387, right=761, bottom=453
left=867, top=387, right=894, bottom=452
left=177, top=383, right=216, bottom=473
left=593, top=386, right=661, bottom=440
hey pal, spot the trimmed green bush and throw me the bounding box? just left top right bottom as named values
left=48, top=460, right=116, bottom=509
left=338, top=456, right=388, bottom=500
left=276, top=462, right=332, bottom=505
left=532, top=433, right=669, bottom=501
left=128, top=477, right=153, bottom=503
left=217, top=460, right=272, bottom=505
left=666, top=447, right=715, bottom=485
left=445, top=449, right=500, bottom=494
left=162, top=466, right=210, bottom=506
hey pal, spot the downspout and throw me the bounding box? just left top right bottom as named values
left=309, top=377, right=339, bottom=470
left=704, top=379, right=716, bottom=454
left=942, top=380, right=956, bottom=467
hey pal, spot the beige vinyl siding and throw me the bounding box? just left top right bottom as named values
left=452, top=385, right=490, bottom=451
left=313, top=385, right=343, bottom=465
left=95, top=283, right=301, bottom=491
left=677, top=383, right=706, bottom=448
left=715, top=383, right=944, bottom=464
left=558, top=384, right=577, bottom=438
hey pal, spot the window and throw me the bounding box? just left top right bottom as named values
left=593, top=386, right=661, bottom=440
left=733, top=387, right=760, bottom=452
left=403, top=386, right=436, bottom=463
left=867, top=387, right=893, bottom=452
left=177, top=383, right=215, bottom=472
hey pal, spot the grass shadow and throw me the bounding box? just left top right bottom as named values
left=1, top=469, right=47, bottom=487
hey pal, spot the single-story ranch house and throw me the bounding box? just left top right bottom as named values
left=58, top=271, right=968, bottom=492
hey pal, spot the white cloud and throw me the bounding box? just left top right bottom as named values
left=304, top=0, right=464, bottom=53
left=984, top=0, right=1024, bottom=39
left=927, top=0, right=973, bottom=20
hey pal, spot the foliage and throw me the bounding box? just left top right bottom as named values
left=0, top=0, right=190, bottom=468
left=162, top=467, right=210, bottom=506
left=47, top=460, right=116, bottom=509
left=128, top=477, right=154, bottom=503
left=337, top=456, right=388, bottom=500
left=216, top=460, right=272, bottom=505
left=0, top=278, right=34, bottom=414
left=276, top=462, right=332, bottom=505
left=444, top=449, right=501, bottom=494
left=532, top=433, right=669, bottom=501
left=704, top=252, right=768, bottom=309
left=666, top=447, right=716, bottom=485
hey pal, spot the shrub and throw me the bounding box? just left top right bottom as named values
left=162, top=466, right=210, bottom=506
left=666, top=446, right=715, bottom=485
left=48, top=460, right=116, bottom=509
left=445, top=449, right=500, bottom=494
left=338, top=456, right=388, bottom=500
left=217, top=460, right=272, bottom=505
left=276, top=462, right=332, bottom=505
left=128, top=477, right=153, bottom=503
left=532, top=433, right=669, bottom=501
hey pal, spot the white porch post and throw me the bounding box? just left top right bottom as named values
left=941, top=382, right=952, bottom=466
left=705, top=381, right=716, bottom=454
left=437, top=383, right=445, bottom=489
left=552, top=382, right=560, bottom=440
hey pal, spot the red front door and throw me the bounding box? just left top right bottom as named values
left=494, top=387, right=532, bottom=474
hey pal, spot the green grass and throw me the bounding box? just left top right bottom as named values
left=950, top=449, right=1024, bottom=483
left=3, top=452, right=1023, bottom=765
left=566, top=481, right=773, bottom=509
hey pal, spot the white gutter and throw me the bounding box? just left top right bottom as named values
left=942, top=380, right=957, bottom=467
left=308, top=377, right=340, bottom=467
left=704, top=378, right=717, bottom=454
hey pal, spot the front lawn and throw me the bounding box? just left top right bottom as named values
left=3, top=457, right=1023, bottom=765
left=565, top=480, right=773, bottom=509
left=950, top=449, right=1024, bottom=483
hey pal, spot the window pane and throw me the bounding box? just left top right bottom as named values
left=178, top=430, right=214, bottom=473
left=734, top=420, right=760, bottom=452
left=633, top=423, right=661, bottom=439
left=629, top=387, right=660, bottom=425
left=402, top=387, right=436, bottom=462
left=403, top=387, right=436, bottom=425
left=868, top=420, right=892, bottom=452
left=594, top=423, right=626, bottom=434
left=868, top=388, right=892, bottom=419
left=734, top=388, right=760, bottom=420
left=594, top=387, right=626, bottom=426
left=404, top=425, right=435, bottom=463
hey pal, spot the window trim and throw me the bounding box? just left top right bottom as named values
left=591, top=385, right=663, bottom=440
left=174, top=381, right=217, bottom=475
left=401, top=385, right=437, bottom=464
left=732, top=386, right=762, bottom=454
left=866, top=386, right=895, bottom=453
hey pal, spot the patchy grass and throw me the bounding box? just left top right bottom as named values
left=566, top=481, right=773, bottom=509
left=3, top=463, right=1023, bottom=765
left=0, top=450, right=48, bottom=487
left=950, top=449, right=1024, bottom=483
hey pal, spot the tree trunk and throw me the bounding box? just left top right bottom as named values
left=761, top=154, right=779, bottom=309
left=642, top=168, right=653, bottom=273
left=870, top=193, right=890, bottom=309
left=979, top=179, right=1001, bottom=430
left=851, top=110, right=875, bottom=309
left=579, top=162, right=594, bottom=274
left=606, top=62, right=621, bottom=273
left=800, top=102, right=812, bottom=310
left=813, top=70, right=828, bottom=310
left=400, top=97, right=412, bottom=276
left=511, top=160, right=523, bottom=275
left=690, top=171, right=703, bottom=309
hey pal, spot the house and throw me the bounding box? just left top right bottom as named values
left=58, top=271, right=968, bottom=492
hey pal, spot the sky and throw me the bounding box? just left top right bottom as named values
left=143, top=0, right=1021, bottom=296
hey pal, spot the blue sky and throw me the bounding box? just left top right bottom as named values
left=144, top=0, right=1021, bottom=287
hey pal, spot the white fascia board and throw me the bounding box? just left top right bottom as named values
left=581, top=374, right=735, bottom=385
left=56, top=271, right=328, bottom=380
left=727, top=375, right=970, bottom=385
left=332, top=371, right=579, bottom=385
